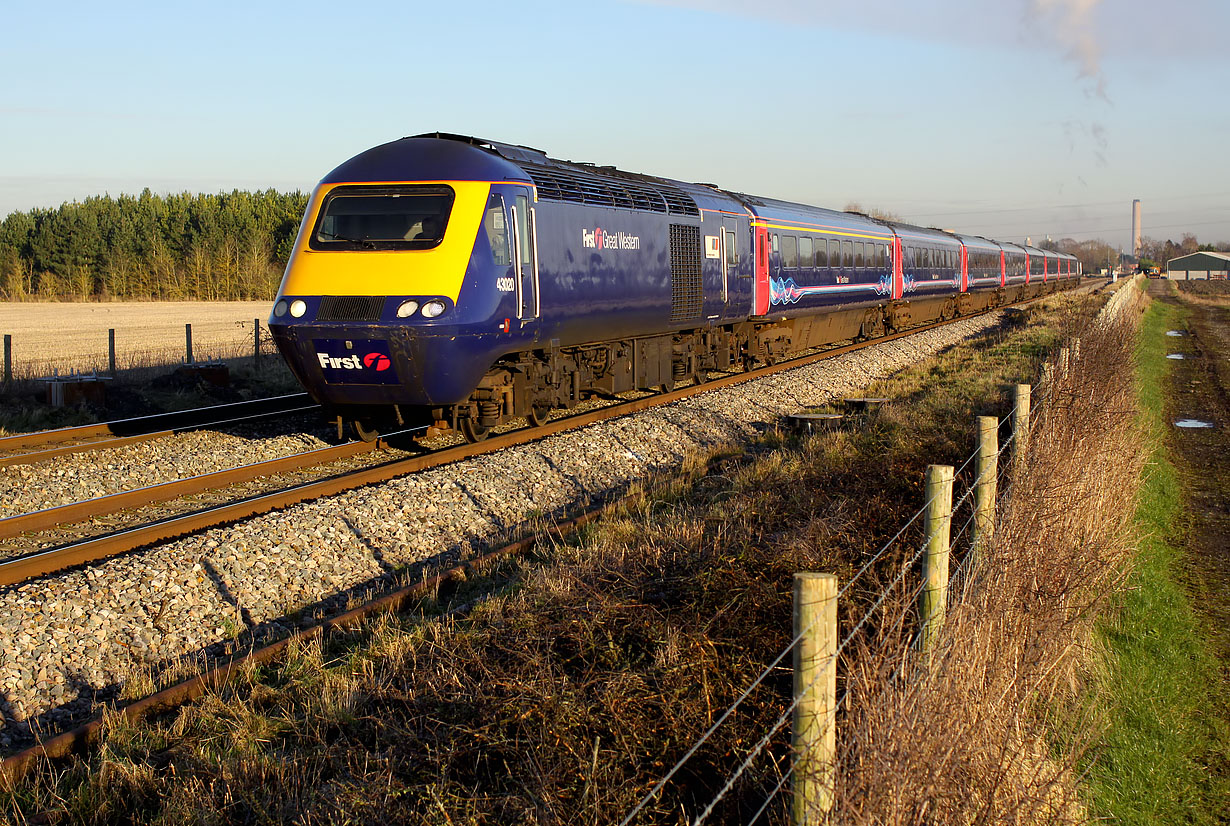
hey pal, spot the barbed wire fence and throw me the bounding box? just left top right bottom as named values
left=617, top=278, right=1145, bottom=825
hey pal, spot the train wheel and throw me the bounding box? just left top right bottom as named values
left=460, top=418, right=491, bottom=443
left=526, top=405, right=551, bottom=427
left=351, top=419, right=380, bottom=443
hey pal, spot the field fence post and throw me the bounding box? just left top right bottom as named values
left=108, top=328, right=116, bottom=376
left=1011, top=384, right=1031, bottom=472
left=3, top=335, right=10, bottom=385
left=793, top=572, right=838, bottom=825
left=185, top=323, right=193, bottom=365
left=253, top=318, right=261, bottom=370
left=973, top=416, right=998, bottom=561
left=919, top=464, right=954, bottom=652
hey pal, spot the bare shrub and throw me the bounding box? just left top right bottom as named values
left=831, top=289, right=1150, bottom=824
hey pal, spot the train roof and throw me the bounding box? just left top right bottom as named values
left=323, top=135, right=533, bottom=186
left=951, top=233, right=1003, bottom=252
left=731, top=194, right=893, bottom=238
left=884, top=223, right=960, bottom=246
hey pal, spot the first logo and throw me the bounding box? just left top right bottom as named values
left=363, top=352, right=392, bottom=371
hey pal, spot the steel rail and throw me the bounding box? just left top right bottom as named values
left=0, top=313, right=976, bottom=588
left=0, top=393, right=316, bottom=465
left=0, top=437, right=380, bottom=540
left=0, top=404, right=322, bottom=468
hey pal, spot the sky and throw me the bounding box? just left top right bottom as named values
left=2, top=0, right=1228, bottom=251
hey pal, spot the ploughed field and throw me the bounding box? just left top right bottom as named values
left=0, top=301, right=272, bottom=377
left=1162, top=280, right=1230, bottom=667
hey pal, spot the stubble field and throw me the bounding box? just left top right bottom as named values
left=0, top=301, right=274, bottom=377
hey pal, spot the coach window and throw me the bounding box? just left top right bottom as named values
left=483, top=193, right=510, bottom=266
left=880, top=245, right=889, bottom=270
left=842, top=239, right=853, bottom=268
left=798, top=237, right=813, bottom=271
left=783, top=235, right=798, bottom=268
left=725, top=229, right=738, bottom=270
left=815, top=238, right=828, bottom=268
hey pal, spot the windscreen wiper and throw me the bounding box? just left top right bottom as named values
left=321, top=232, right=376, bottom=249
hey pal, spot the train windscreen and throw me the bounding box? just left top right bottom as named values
left=311, top=185, right=455, bottom=251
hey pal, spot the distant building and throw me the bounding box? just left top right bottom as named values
left=1166, top=251, right=1230, bottom=280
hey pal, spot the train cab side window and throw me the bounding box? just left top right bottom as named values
left=783, top=235, right=798, bottom=268
left=725, top=230, right=738, bottom=269
left=483, top=193, right=510, bottom=266
left=798, top=237, right=813, bottom=271
left=514, top=194, right=533, bottom=270
left=842, top=240, right=853, bottom=268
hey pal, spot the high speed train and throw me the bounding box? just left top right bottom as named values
left=268, top=133, right=1078, bottom=441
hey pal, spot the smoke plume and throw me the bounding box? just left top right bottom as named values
left=1030, top=0, right=1109, bottom=101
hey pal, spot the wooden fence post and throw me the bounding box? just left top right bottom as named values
left=3, top=335, right=10, bottom=385
left=253, top=318, right=261, bottom=370
left=185, top=323, right=193, bottom=365
left=108, top=328, right=116, bottom=376
left=793, top=572, right=838, bottom=825
left=973, top=417, right=998, bottom=559
left=1011, top=384, right=1031, bottom=471
left=919, top=464, right=954, bottom=652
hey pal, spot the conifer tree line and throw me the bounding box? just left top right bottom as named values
left=0, top=189, right=309, bottom=301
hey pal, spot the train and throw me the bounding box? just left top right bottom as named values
left=268, top=133, right=1080, bottom=442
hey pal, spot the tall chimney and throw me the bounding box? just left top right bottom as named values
left=1132, top=199, right=1142, bottom=256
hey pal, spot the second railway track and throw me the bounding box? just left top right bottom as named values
left=0, top=393, right=319, bottom=468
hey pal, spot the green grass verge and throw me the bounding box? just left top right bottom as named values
left=1080, top=294, right=1230, bottom=823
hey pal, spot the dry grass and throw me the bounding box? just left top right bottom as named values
left=830, top=288, right=1150, bottom=824
left=0, top=301, right=272, bottom=378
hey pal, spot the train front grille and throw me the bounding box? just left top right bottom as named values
left=316, top=296, right=386, bottom=322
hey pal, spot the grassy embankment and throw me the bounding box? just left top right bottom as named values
left=2, top=290, right=1119, bottom=824
left=1077, top=292, right=1230, bottom=823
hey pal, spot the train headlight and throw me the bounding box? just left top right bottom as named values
left=273, top=299, right=288, bottom=317
left=421, top=299, right=446, bottom=319
left=289, top=299, right=307, bottom=318
left=396, top=300, right=419, bottom=318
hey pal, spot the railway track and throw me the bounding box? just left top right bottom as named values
left=0, top=393, right=319, bottom=468
left=0, top=307, right=1039, bottom=589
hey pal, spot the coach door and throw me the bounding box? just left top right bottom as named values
left=719, top=218, right=740, bottom=315
left=754, top=224, right=771, bottom=315
left=510, top=190, right=539, bottom=322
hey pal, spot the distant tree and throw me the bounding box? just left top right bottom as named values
left=0, top=189, right=307, bottom=301
left=1180, top=233, right=1199, bottom=256
left=1056, top=237, right=1117, bottom=274
left=844, top=202, right=904, bottom=222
